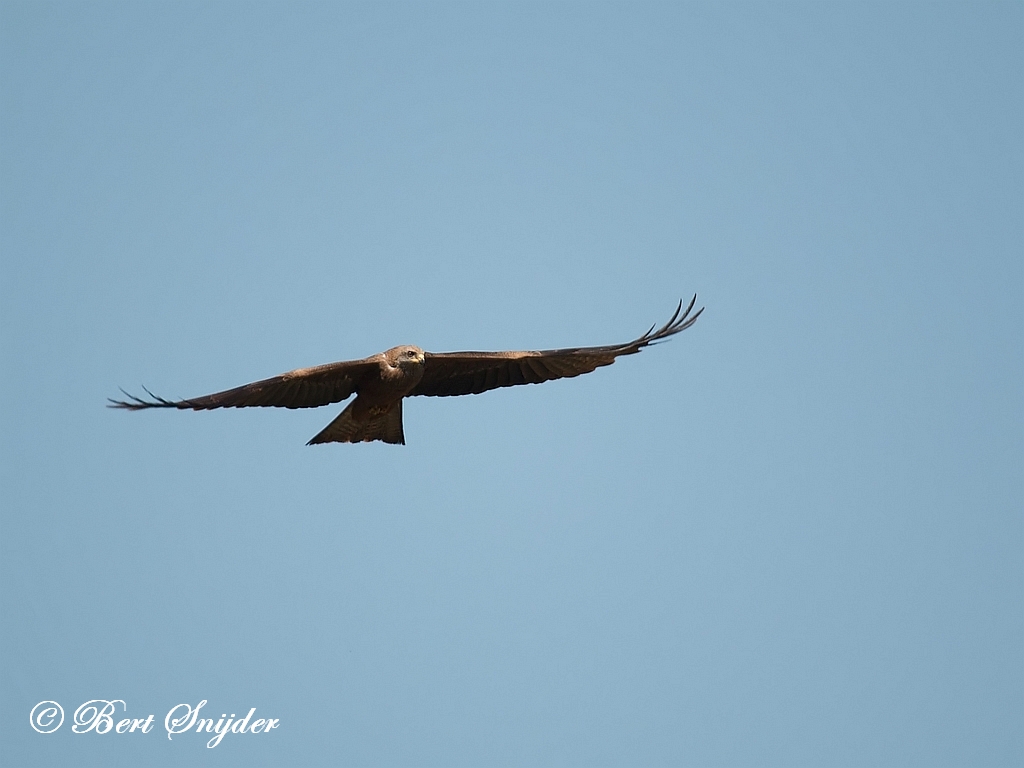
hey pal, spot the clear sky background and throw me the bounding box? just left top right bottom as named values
left=1, top=3, right=1021, bottom=766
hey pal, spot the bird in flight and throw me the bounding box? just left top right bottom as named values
left=111, top=296, right=703, bottom=445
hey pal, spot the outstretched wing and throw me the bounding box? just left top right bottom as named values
left=409, top=296, right=703, bottom=398
left=109, top=358, right=381, bottom=411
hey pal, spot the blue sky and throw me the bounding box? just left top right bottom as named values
left=1, top=2, right=1021, bottom=766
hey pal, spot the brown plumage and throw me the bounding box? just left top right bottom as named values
left=110, top=296, right=704, bottom=445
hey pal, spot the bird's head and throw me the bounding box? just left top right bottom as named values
left=386, top=345, right=426, bottom=371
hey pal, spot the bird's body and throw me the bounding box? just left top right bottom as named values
left=309, top=345, right=425, bottom=444
left=111, top=297, right=703, bottom=445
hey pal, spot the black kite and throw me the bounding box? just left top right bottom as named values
left=110, top=296, right=703, bottom=445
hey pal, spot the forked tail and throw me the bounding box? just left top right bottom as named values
left=307, top=399, right=405, bottom=445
